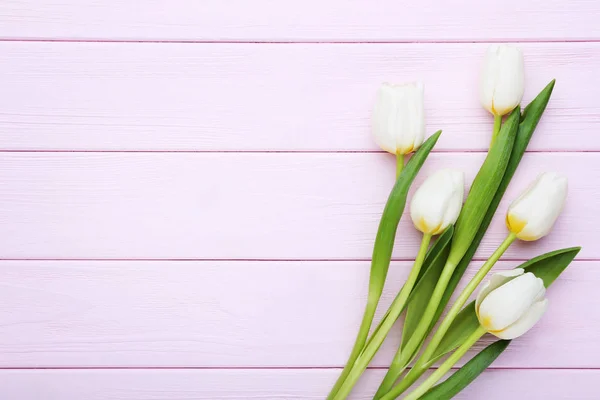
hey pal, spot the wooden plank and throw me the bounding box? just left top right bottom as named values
left=0, top=152, right=594, bottom=260
left=0, top=1, right=598, bottom=42
left=1, top=42, right=599, bottom=152
left=0, top=260, right=595, bottom=367
left=0, top=369, right=595, bottom=399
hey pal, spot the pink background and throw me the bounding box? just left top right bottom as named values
left=1, top=1, right=599, bottom=398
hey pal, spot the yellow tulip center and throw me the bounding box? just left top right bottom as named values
left=397, top=143, right=415, bottom=155
left=416, top=217, right=429, bottom=233
left=506, top=213, right=539, bottom=240
left=506, top=213, right=527, bottom=234
left=416, top=217, right=443, bottom=235
left=480, top=314, right=494, bottom=330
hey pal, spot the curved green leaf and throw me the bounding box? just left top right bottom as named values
left=365, top=216, right=453, bottom=351
left=431, top=246, right=580, bottom=363
left=368, top=130, right=442, bottom=300
left=366, top=227, right=454, bottom=397
left=367, top=81, right=558, bottom=400
left=428, top=302, right=479, bottom=364
left=401, top=226, right=454, bottom=350
left=518, top=246, right=581, bottom=287
left=328, top=130, right=442, bottom=399
left=420, top=340, right=511, bottom=400
left=415, top=226, right=455, bottom=288
left=447, top=107, right=520, bottom=266
left=435, top=80, right=556, bottom=325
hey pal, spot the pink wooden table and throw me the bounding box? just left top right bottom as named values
left=1, top=1, right=599, bottom=398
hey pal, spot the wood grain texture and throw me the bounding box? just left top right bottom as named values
left=2, top=1, right=598, bottom=397
left=0, top=369, right=596, bottom=399
left=0, top=260, right=594, bottom=368
left=0, top=152, right=594, bottom=260
left=1, top=42, right=599, bottom=151
left=0, top=1, right=598, bottom=42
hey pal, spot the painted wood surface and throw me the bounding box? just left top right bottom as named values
left=0, top=1, right=598, bottom=42
left=0, top=260, right=594, bottom=368
left=0, top=152, right=595, bottom=260
left=0, top=369, right=596, bottom=400
left=1, top=2, right=597, bottom=398
left=1, top=42, right=599, bottom=152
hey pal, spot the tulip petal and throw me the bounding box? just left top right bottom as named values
left=490, top=46, right=525, bottom=116
left=477, top=272, right=545, bottom=331
left=372, top=85, right=399, bottom=154
left=507, top=172, right=568, bottom=241
left=491, top=299, right=548, bottom=340
left=479, top=64, right=496, bottom=114
left=480, top=45, right=524, bottom=116
left=475, top=268, right=524, bottom=312
left=372, top=82, right=425, bottom=155
left=438, top=170, right=465, bottom=234
left=410, top=169, right=464, bottom=235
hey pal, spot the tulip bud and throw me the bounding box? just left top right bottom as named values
left=480, top=44, right=525, bottom=116
left=476, top=269, right=547, bottom=339
left=372, top=82, right=425, bottom=155
left=506, top=172, right=568, bottom=241
left=410, top=169, right=464, bottom=235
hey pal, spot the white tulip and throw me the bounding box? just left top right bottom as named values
left=410, top=169, right=464, bottom=235
left=476, top=269, right=548, bottom=340
left=372, top=82, right=425, bottom=155
left=506, top=172, right=568, bottom=241
left=480, top=44, right=525, bottom=116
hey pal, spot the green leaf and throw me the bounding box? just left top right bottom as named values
left=420, top=340, right=511, bottom=400
left=368, top=228, right=454, bottom=398
left=366, top=81, right=557, bottom=400
left=428, top=302, right=479, bottom=364
left=422, top=246, right=579, bottom=399
left=431, top=246, right=580, bottom=363
left=327, top=130, right=442, bottom=399
left=400, top=226, right=454, bottom=350
left=446, top=107, right=520, bottom=266
left=434, top=80, right=556, bottom=325
left=417, top=226, right=455, bottom=286
left=365, top=222, right=453, bottom=352
left=518, top=246, right=580, bottom=287
left=367, top=130, right=442, bottom=300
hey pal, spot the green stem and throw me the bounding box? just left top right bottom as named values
left=326, top=300, right=378, bottom=399
left=401, top=326, right=487, bottom=400
left=332, top=234, right=432, bottom=400
left=376, top=258, right=458, bottom=393
left=414, top=233, right=515, bottom=365
left=396, top=153, right=405, bottom=179
left=491, top=115, right=502, bottom=147
left=380, top=232, right=517, bottom=399
left=379, top=359, right=429, bottom=399
left=374, top=349, right=410, bottom=398
left=329, top=132, right=442, bottom=399
left=364, top=295, right=395, bottom=351
left=360, top=154, right=406, bottom=355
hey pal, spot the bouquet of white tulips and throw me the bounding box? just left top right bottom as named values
left=327, top=44, right=580, bottom=400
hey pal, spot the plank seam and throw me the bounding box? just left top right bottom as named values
left=0, top=258, right=593, bottom=262
left=0, top=150, right=599, bottom=154
left=2, top=38, right=600, bottom=44
left=0, top=366, right=596, bottom=371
